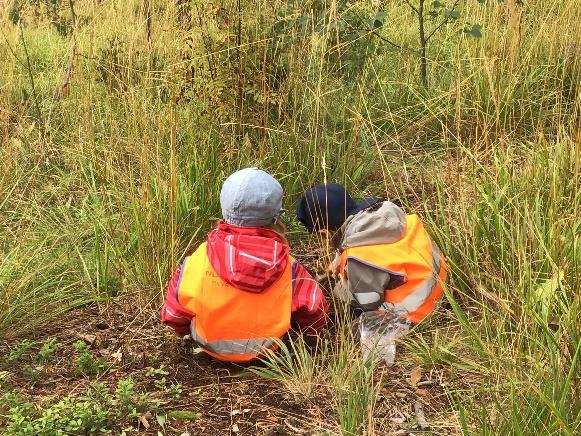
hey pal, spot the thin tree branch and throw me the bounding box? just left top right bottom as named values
left=19, top=23, right=45, bottom=138
left=346, top=25, right=422, bottom=56
left=0, top=27, right=26, bottom=69
left=52, top=42, right=76, bottom=101
left=403, top=0, right=419, bottom=15
left=370, top=30, right=403, bottom=50
left=418, top=0, right=428, bottom=87
left=52, top=1, right=77, bottom=102
left=344, top=22, right=402, bottom=49
left=346, top=8, right=404, bottom=49
left=68, top=0, right=77, bottom=28
left=347, top=7, right=421, bottom=54
left=425, top=0, right=461, bottom=42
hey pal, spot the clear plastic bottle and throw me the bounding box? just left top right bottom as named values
left=358, top=310, right=412, bottom=365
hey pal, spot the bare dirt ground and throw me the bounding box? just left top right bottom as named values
left=0, top=293, right=461, bottom=435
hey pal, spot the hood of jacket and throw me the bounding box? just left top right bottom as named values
left=340, top=201, right=407, bottom=249
left=206, top=222, right=289, bottom=293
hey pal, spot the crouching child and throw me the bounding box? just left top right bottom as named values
left=296, top=183, right=446, bottom=362
left=162, top=168, right=328, bottom=363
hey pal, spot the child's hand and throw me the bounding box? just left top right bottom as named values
left=329, top=252, right=341, bottom=275
left=316, top=262, right=338, bottom=281
left=326, top=262, right=339, bottom=280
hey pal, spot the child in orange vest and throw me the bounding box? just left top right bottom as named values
left=162, top=168, right=328, bottom=363
left=296, top=183, right=446, bottom=326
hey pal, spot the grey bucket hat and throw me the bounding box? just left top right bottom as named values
left=220, top=167, right=284, bottom=227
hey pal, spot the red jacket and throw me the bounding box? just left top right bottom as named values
left=161, top=222, right=328, bottom=336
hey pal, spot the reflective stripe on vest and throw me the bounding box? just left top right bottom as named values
left=382, top=244, right=442, bottom=314
left=190, top=324, right=276, bottom=356
left=339, top=214, right=446, bottom=323
left=177, top=242, right=293, bottom=362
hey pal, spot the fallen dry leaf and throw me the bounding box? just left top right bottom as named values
left=79, top=334, right=97, bottom=346
left=111, top=350, right=123, bottom=362
left=139, top=412, right=152, bottom=429
left=409, top=366, right=423, bottom=387
left=415, top=388, right=429, bottom=397
left=231, top=408, right=251, bottom=416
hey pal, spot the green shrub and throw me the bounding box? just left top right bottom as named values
left=5, top=339, right=35, bottom=364
left=4, top=389, right=110, bottom=435
left=36, top=338, right=59, bottom=363
left=72, top=340, right=106, bottom=377
left=2, top=378, right=162, bottom=434
left=168, top=383, right=183, bottom=400
left=114, top=377, right=158, bottom=418
left=22, top=366, right=42, bottom=385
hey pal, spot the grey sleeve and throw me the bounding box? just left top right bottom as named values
left=345, top=258, right=391, bottom=311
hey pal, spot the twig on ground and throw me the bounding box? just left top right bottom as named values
left=414, top=400, right=430, bottom=430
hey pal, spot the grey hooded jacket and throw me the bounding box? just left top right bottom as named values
left=332, top=201, right=411, bottom=312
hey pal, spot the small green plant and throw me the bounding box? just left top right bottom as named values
left=36, top=338, right=59, bottom=363
left=4, top=387, right=110, bottom=435
left=147, top=365, right=170, bottom=393
left=6, top=339, right=35, bottom=364
left=146, top=365, right=169, bottom=378
left=22, top=367, right=42, bottom=385
left=0, top=391, right=31, bottom=415
left=115, top=377, right=138, bottom=417
left=73, top=340, right=106, bottom=376
left=168, top=383, right=183, bottom=400
left=114, top=377, right=158, bottom=419
left=154, top=376, right=167, bottom=390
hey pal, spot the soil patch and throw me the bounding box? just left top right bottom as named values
left=0, top=295, right=459, bottom=435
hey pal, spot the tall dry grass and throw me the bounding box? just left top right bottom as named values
left=0, top=0, right=579, bottom=433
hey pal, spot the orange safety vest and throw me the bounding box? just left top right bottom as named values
left=339, top=215, right=446, bottom=324
left=177, top=242, right=293, bottom=363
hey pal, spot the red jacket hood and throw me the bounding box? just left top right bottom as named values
left=206, top=222, right=289, bottom=293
